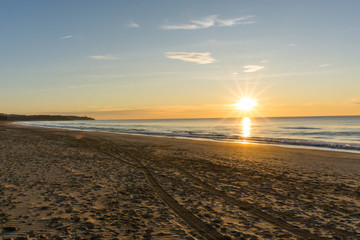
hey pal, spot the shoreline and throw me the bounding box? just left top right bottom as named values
left=14, top=121, right=360, bottom=155
left=1, top=122, right=359, bottom=239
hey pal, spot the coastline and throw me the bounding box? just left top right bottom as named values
left=1, top=122, right=359, bottom=239
left=14, top=120, right=360, bottom=154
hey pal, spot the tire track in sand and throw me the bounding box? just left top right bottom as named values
left=108, top=146, right=321, bottom=239
left=137, top=163, right=228, bottom=240
left=102, top=149, right=229, bottom=240
left=175, top=166, right=323, bottom=240
left=75, top=137, right=321, bottom=239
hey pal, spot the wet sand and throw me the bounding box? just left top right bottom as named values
left=0, top=122, right=359, bottom=239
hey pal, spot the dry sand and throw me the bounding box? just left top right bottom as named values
left=0, top=122, right=359, bottom=239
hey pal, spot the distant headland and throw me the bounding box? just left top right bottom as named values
left=0, top=113, right=94, bottom=121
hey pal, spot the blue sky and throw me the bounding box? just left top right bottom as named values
left=1, top=0, right=359, bottom=119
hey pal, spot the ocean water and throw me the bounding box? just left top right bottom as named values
left=18, top=116, right=360, bottom=152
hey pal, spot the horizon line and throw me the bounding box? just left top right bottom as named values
left=93, top=114, right=360, bottom=121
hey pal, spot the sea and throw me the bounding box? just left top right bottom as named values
left=17, top=116, right=360, bottom=152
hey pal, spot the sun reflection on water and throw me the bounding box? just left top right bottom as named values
left=241, top=117, right=251, bottom=138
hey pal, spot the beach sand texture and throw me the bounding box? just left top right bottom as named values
left=0, top=122, right=359, bottom=239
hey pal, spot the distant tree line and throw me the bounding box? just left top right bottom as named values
left=0, top=113, right=94, bottom=121
left=0, top=114, right=7, bottom=121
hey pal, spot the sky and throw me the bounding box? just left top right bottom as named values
left=1, top=0, right=359, bottom=119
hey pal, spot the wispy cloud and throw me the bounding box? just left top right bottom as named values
left=89, top=55, right=118, bottom=60
left=243, top=65, right=264, bottom=73
left=68, top=83, right=103, bottom=89
left=127, top=20, right=139, bottom=28
left=347, top=98, right=360, bottom=104
left=319, top=63, right=333, bottom=67
left=165, top=52, right=216, bottom=64
left=60, top=35, right=72, bottom=40
left=161, top=15, right=254, bottom=30
left=85, top=71, right=177, bottom=79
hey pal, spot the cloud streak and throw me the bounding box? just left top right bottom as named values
left=243, top=65, right=264, bottom=73
left=161, top=15, right=254, bottom=30
left=127, top=20, right=139, bottom=28
left=319, top=63, right=333, bottom=67
left=90, top=55, right=118, bottom=60
left=60, top=35, right=72, bottom=39
left=165, top=52, right=216, bottom=64
left=347, top=98, right=360, bottom=104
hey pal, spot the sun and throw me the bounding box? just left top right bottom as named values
left=236, top=97, right=258, bottom=111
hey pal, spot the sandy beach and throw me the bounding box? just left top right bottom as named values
left=0, top=122, right=359, bottom=239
